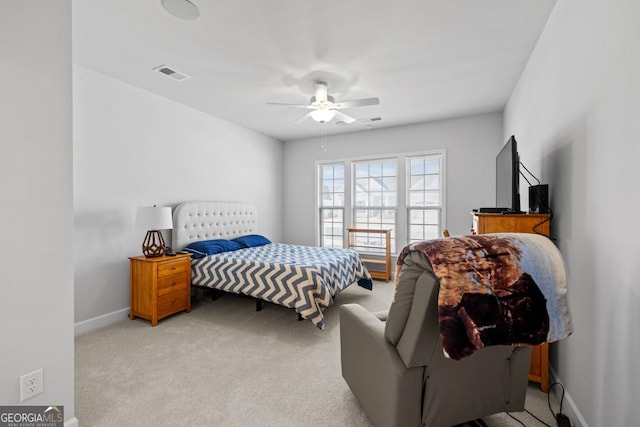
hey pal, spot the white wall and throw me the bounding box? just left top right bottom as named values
left=283, top=113, right=503, bottom=246
left=73, top=65, right=283, bottom=327
left=0, top=1, right=76, bottom=423
left=505, top=0, right=640, bottom=425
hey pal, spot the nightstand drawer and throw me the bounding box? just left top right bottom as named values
left=158, top=259, right=190, bottom=277
left=157, top=289, right=189, bottom=318
left=157, top=272, right=189, bottom=296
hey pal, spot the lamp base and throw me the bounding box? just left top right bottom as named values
left=142, top=230, right=166, bottom=257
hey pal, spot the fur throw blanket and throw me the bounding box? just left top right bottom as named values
left=396, top=233, right=573, bottom=360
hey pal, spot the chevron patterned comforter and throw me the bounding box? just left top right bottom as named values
left=191, top=243, right=373, bottom=329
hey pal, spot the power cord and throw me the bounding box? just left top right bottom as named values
left=506, top=409, right=553, bottom=427
left=506, top=412, right=527, bottom=426
left=548, top=382, right=571, bottom=427
left=532, top=206, right=553, bottom=236
left=503, top=381, right=569, bottom=427
left=483, top=382, right=571, bottom=427
left=525, top=409, right=552, bottom=426
left=518, top=160, right=556, bottom=241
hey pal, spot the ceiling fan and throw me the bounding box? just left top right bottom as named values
left=267, top=81, right=379, bottom=124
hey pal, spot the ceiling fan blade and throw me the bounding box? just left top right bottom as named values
left=267, top=102, right=311, bottom=108
left=333, top=110, right=357, bottom=124
left=294, top=112, right=312, bottom=124
left=333, top=97, right=380, bottom=109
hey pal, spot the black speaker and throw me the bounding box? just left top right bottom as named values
left=529, top=184, right=549, bottom=213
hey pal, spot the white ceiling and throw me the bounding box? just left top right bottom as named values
left=73, top=0, right=556, bottom=142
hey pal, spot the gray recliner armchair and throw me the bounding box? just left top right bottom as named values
left=340, top=250, right=532, bottom=427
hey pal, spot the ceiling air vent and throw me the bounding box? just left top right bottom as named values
left=357, top=117, right=382, bottom=123
left=153, top=65, right=190, bottom=81
left=337, top=117, right=383, bottom=126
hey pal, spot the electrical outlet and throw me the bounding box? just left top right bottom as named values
left=20, top=369, right=43, bottom=401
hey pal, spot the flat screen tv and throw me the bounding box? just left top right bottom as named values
left=496, top=135, right=521, bottom=213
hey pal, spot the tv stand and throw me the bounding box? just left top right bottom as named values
left=471, top=212, right=550, bottom=236
left=471, top=211, right=551, bottom=392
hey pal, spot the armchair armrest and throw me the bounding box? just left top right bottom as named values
left=340, top=304, right=423, bottom=427
left=340, top=304, right=386, bottom=341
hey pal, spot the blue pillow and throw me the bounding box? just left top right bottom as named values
left=232, top=234, right=271, bottom=248
left=184, top=239, right=244, bottom=259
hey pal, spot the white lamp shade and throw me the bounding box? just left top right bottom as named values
left=135, top=206, right=173, bottom=230
left=310, top=108, right=336, bottom=123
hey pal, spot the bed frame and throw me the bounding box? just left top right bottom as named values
left=172, top=201, right=271, bottom=312
left=171, top=201, right=371, bottom=326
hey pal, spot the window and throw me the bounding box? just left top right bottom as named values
left=407, top=155, right=443, bottom=243
left=317, top=151, right=444, bottom=253
left=353, top=159, right=397, bottom=253
left=319, top=163, right=345, bottom=248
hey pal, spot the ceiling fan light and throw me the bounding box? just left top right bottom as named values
left=310, top=109, right=336, bottom=123
left=161, top=0, right=200, bottom=20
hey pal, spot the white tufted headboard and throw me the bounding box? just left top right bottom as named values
left=172, top=201, right=257, bottom=251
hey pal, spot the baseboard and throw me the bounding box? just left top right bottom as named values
left=74, top=307, right=130, bottom=336
left=64, top=416, right=79, bottom=427
left=549, top=366, right=589, bottom=427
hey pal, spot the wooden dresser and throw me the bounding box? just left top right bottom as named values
left=472, top=212, right=550, bottom=237
left=129, top=253, right=191, bottom=326
left=471, top=212, right=552, bottom=392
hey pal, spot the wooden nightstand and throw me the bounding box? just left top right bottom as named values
left=129, top=253, right=191, bottom=326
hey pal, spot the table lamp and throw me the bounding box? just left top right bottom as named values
left=135, top=206, right=173, bottom=257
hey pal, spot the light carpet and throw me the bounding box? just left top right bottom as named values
left=76, top=282, right=560, bottom=426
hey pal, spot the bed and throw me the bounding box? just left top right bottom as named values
left=171, top=201, right=373, bottom=329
